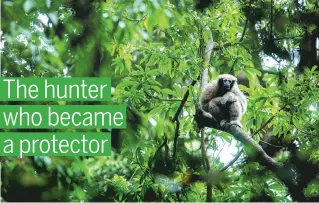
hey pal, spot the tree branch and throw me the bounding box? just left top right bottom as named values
left=171, top=76, right=199, bottom=123
left=173, top=120, right=180, bottom=164
left=253, top=104, right=287, bottom=136
left=226, top=124, right=280, bottom=168
left=220, top=149, right=244, bottom=172
left=144, top=90, right=184, bottom=102
left=217, top=104, right=287, bottom=171
left=194, top=109, right=281, bottom=168
left=197, top=25, right=214, bottom=202
left=121, top=14, right=147, bottom=22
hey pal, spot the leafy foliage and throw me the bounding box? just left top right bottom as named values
left=1, top=0, right=319, bottom=202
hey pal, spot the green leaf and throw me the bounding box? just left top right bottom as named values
left=162, top=88, right=178, bottom=97
left=136, top=147, right=145, bottom=165
left=149, top=106, right=164, bottom=115
left=23, top=0, right=35, bottom=13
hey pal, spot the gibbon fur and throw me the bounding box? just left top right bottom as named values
left=200, top=74, right=247, bottom=128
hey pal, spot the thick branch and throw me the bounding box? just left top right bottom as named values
left=194, top=108, right=313, bottom=201
left=198, top=26, right=214, bottom=203
left=200, top=27, right=214, bottom=89
left=194, top=109, right=281, bottom=169
left=226, top=125, right=280, bottom=168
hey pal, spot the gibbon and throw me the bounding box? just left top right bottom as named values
left=200, top=74, right=247, bottom=128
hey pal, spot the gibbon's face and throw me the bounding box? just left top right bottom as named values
left=220, top=78, right=234, bottom=91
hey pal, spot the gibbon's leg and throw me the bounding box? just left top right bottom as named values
left=208, top=99, right=223, bottom=122
left=209, top=98, right=229, bottom=127
left=229, top=100, right=243, bottom=128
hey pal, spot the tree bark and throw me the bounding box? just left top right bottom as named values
left=198, top=26, right=214, bottom=202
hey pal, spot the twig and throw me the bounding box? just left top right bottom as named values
left=220, top=149, right=244, bottom=171
left=292, top=122, right=316, bottom=137
left=270, top=0, right=273, bottom=36
left=212, top=141, right=226, bottom=167
left=201, top=129, right=210, bottom=172
left=207, top=0, right=251, bottom=55
left=144, top=90, right=184, bottom=102
left=239, top=13, right=249, bottom=42
left=173, top=120, right=180, bottom=163
left=253, top=104, right=287, bottom=136
left=200, top=128, right=213, bottom=202
left=273, top=36, right=303, bottom=41
left=252, top=114, right=276, bottom=135
left=229, top=52, right=239, bottom=74
left=259, top=140, right=283, bottom=148
left=122, top=14, right=147, bottom=22
left=228, top=0, right=251, bottom=74
left=172, top=76, right=200, bottom=122
left=149, top=136, right=167, bottom=164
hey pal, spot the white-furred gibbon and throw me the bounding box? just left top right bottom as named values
left=200, top=74, right=247, bottom=128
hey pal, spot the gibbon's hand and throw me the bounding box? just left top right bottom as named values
left=220, top=92, right=237, bottom=105
left=227, top=94, right=238, bottom=103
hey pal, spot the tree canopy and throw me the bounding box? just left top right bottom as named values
left=1, top=0, right=319, bottom=202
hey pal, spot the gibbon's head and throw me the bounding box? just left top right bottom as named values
left=218, top=74, right=237, bottom=91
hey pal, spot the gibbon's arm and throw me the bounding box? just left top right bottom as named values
left=223, top=91, right=237, bottom=100
left=232, top=86, right=247, bottom=113
left=219, top=91, right=237, bottom=105
left=199, top=81, right=221, bottom=120
left=200, top=81, right=220, bottom=106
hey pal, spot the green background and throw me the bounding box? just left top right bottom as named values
left=0, top=78, right=111, bottom=101
left=0, top=105, right=126, bottom=129
left=0, top=132, right=111, bottom=156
